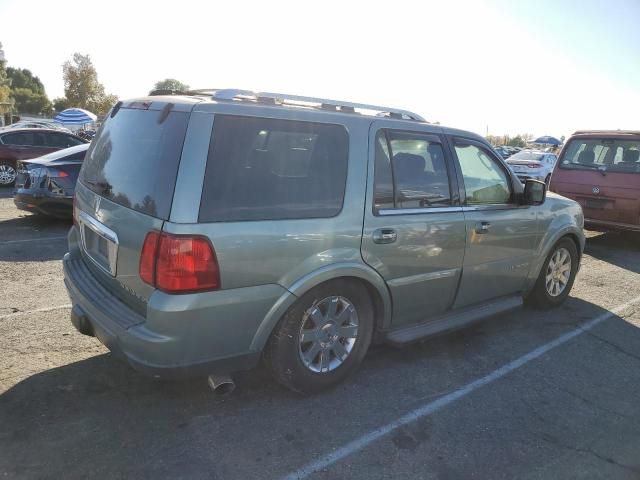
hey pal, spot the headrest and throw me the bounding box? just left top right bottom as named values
left=577, top=151, right=595, bottom=164
left=622, top=149, right=640, bottom=163
left=393, top=153, right=425, bottom=177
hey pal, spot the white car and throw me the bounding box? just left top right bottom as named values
left=506, top=150, right=557, bottom=183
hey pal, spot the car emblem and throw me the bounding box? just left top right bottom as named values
left=592, top=187, right=600, bottom=195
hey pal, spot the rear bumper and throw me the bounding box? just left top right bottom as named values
left=584, top=218, right=640, bottom=232
left=14, top=191, right=72, bottom=218
left=63, top=252, right=289, bottom=378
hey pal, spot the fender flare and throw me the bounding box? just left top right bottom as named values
left=249, top=262, right=392, bottom=352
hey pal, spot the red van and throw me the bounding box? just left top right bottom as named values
left=550, top=130, right=640, bottom=232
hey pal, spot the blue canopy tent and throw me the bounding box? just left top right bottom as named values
left=531, top=135, right=562, bottom=146
left=53, top=108, right=97, bottom=125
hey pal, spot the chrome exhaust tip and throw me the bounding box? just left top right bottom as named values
left=207, top=374, right=235, bottom=395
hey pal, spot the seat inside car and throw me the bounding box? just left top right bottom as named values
left=577, top=150, right=595, bottom=164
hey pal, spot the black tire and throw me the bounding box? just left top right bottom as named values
left=265, top=279, right=374, bottom=394
left=0, top=161, right=17, bottom=187
left=526, top=238, right=578, bottom=308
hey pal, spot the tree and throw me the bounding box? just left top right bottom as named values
left=0, top=42, right=12, bottom=105
left=6, top=67, right=45, bottom=94
left=152, top=78, right=190, bottom=93
left=5, top=67, right=52, bottom=115
left=60, top=53, right=117, bottom=116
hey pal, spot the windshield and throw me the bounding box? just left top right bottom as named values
left=508, top=152, right=544, bottom=161
left=560, top=138, right=640, bottom=173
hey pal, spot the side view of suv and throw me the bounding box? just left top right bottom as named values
left=63, top=90, right=585, bottom=393
left=550, top=130, right=640, bottom=232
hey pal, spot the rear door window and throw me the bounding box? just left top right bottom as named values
left=199, top=115, right=349, bottom=222
left=80, top=106, right=189, bottom=219
left=373, top=129, right=452, bottom=212
left=45, top=132, right=84, bottom=148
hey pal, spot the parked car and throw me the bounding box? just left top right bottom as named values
left=13, top=143, right=89, bottom=218
left=0, top=120, right=72, bottom=133
left=493, top=146, right=510, bottom=159
left=0, top=128, right=88, bottom=186
left=550, top=130, right=640, bottom=232
left=64, top=90, right=584, bottom=393
left=506, top=150, right=557, bottom=183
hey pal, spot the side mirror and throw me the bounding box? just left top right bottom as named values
left=523, top=179, right=546, bottom=205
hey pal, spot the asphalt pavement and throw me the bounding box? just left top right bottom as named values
left=1, top=189, right=639, bottom=480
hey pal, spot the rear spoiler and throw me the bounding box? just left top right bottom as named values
left=573, top=130, right=640, bottom=136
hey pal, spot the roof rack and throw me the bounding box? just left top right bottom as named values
left=573, top=130, right=640, bottom=135
left=205, top=89, right=427, bottom=122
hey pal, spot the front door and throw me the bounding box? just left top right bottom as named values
left=361, top=123, right=467, bottom=327
left=449, top=138, right=537, bottom=308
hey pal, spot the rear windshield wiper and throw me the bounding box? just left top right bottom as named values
left=84, top=179, right=112, bottom=194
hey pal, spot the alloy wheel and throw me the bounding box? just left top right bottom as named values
left=545, top=247, right=572, bottom=297
left=298, top=296, right=359, bottom=373
left=0, top=164, right=16, bottom=185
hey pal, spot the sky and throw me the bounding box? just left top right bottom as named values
left=0, top=0, right=638, bottom=138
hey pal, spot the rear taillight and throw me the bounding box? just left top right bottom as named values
left=527, top=163, right=543, bottom=169
left=139, top=232, right=220, bottom=293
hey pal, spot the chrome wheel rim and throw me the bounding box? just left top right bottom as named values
left=545, top=247, right=571, bottom=297
left=298, top=296, right=359, bottom=373
left=0, top=164, right=16, bottom=185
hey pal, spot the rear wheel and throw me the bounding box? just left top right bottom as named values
left=0, top=162, right=16, bottom=187
left=527, top=238, right=578, bottom=308
left=265, top=279, right=374, bottom=393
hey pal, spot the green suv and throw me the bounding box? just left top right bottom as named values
left=63, top=90, right=585, bottom=393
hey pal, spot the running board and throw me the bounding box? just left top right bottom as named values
left=384, top=295, right=523, bottom=346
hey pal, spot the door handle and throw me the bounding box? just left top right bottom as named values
left=475, top=221, right=491, bottom=234
left=373, top=228, right=397, bottom=244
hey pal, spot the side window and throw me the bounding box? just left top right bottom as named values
left=373, top=130, right=452, bottom=212
left=1, top=132, right=32, bottom=146
left=64, top=134, right=85, bottom=147
left=199, top=115, right=349, bottom=222
left=454, top=143, right=512, bottom=205
left=45, top=133, right=83, bottom=148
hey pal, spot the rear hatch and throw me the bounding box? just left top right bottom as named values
left=551, top=136, right=640, bottom=225
left=74, top=99, right=196, bottom=315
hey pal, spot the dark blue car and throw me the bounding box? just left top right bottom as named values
left=13, top=143, right=89, bottom=219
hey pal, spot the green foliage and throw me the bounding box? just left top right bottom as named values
left=486, top=133, right=533, bottom=147
left=153, top=78, right=190, bottom=93
left=60, top=53, right=117, bottom=116
left=0, top=42, right=12, bottom=107
left=11, top=88, right=52, bottom=115
left=6, top=67, right=45, bottom=94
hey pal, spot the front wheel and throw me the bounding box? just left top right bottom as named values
left=265, top=279, right=374, bottom=393
left=0, top=162, right=16, bottom=187
left=526, top=238, right=578, bottom=308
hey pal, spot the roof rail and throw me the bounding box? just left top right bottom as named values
left=208, top=89, right=427, bottom=122
left=573, top=129, right=640, bottom=135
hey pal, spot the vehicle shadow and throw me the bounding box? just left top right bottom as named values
left=0, top=214, right=70, bottom=262
left=1, top=297, right=639, bottom=479
left=585, top=230, right=640, bottom=274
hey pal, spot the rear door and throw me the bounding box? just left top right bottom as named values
left=449, top=137, right=537, bottom=308
left=0, top=131, right=55, bottom=159
left=361, top=123, right=466, bottom=327
left=75, top=101, right=193, bottom=315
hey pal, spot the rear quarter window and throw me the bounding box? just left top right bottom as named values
left=80, top=107, right=189, bottom=219
left=199, top=115, right=349, bottom=222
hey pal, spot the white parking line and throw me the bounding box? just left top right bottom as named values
left=0, top=235, right=67, bottom=246
left=0, top=304, right=71, bottom=320
left=283, top=295, right=640, bottom=480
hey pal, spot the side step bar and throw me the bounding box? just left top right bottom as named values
left=384, top=295, right=523, bottom=346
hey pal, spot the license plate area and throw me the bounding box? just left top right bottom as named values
left=79, top=211, right=119, bottom=276
left=584, top=198, right=608, bottom=209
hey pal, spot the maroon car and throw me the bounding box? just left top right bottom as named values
left=550, top=130, right=640, bottom=232
left=0, top=128, right=87, bottom=186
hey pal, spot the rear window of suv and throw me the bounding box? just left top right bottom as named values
left=560, top=138, right=640, bottom=174
left=80, top=106, right=189, bottom=219
left=199, top=115, right=349, bottom=222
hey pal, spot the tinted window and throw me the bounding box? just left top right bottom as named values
left=374, top=130, right=451, bottom=212
left=45, top=132, right=84, bottom=148
left=560, top=138, right=640, bottom=174
left=80, top=107, right=189, bottom=219
left=199, top=115, right=349, bottom=222
left=1, top=131, right=43, bottom=146
left=455, top=143, right=511, bottom=205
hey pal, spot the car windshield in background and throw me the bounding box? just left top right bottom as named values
left=80, top=107, right=189, bottom=219
left=508, top=152, right=544, bottom=161
left=559, top=139, right=640, bottom=173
